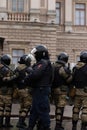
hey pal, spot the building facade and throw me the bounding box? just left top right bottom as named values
left=0, top=0, right=87, bottom=67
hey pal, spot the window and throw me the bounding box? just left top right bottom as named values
left=75, top=3, right=85, bottom=25
left=12, top=0, right=24, bottom=12
left=76, top=55, right=80, bottom=62
left=12, top=49, right=24, bottom=67
left=56, top=2, right=61, bottom=24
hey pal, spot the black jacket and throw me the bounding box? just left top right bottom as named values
left=72, top=62, right=87, bottom=88
left=24, top=59, right=52, bottom=88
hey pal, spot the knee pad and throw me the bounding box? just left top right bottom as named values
left=72, top=107, right=80, bottom=121
left=82, top=107, right=87, bottom=122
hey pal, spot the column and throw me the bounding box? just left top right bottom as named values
left=47, top=0, right=56, bottom=22
left=65, top=0, right=73, bottom=32
left=7, top=0, right=12, bottom=12
left=30, top=0, right=40, bottom=21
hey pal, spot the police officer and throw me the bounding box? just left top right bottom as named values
left=15, top=54, right=34, bottom=129
left=72, top=51, right=87, bottom=130
left=24, top=45, right=52, bottom=130
left=0, top=54, right=14, bottom=128
left=52, top=52, right=72, bottom=130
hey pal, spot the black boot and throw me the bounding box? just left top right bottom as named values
left=0, top=116, right=3, bottom=128
left=44, top=127, right=51, bottom=130
left=4, top=116, right=13, bottom=127
left=37, top=126, right=50, bottom=130
left=72, top=120, right=77, bottom=130
left=72, top=126, right=76, bottom=130
left=16, top=116, right=27, bottom=128
left=81, top=122, right=87, bottom=130
left=37, top=119, right=42, bottom=130
left=55, top=124, right=64, bottom=130
left=25, top=127, right=33, bottom=130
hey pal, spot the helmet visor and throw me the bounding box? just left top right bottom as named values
left=27, top=54, right=35, bottom=61
left=31, top=48, right=37, bottom=55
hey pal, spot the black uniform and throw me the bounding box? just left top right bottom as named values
left=24, top=45, right=52, bottom=130
left=25, top=59, right=52, bottom=130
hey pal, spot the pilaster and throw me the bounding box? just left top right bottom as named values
left=47, top=0, right=56, bottom=22
left=65, top=0, right=73, bottom=32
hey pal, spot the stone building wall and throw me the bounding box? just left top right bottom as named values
left=0, top=22, right=57, bottom=62
left=0, top=21, right=87, bottom=64
left=0, top=0, right=87, bottom=65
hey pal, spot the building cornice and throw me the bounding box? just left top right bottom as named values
left=0, top=21, right=58, bottom=28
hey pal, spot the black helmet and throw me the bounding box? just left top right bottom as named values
left=25, top=54, right=35, bottom=66
left=18, top=54, right=27, bottom=64
left=1, top=54, right=11, bottom=65
left=0, top=37, right=5, bottom=44
left=57, top=52, right=69, bottom=63
left=80, top=51, right=87, bottom=63
left=31, top=45, right=49, bottom=61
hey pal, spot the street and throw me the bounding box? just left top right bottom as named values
left=0, top=118, right=81, bottom=130
left=0, top=104, right=82, bottom=130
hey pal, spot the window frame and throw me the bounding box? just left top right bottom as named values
left=75, top=3, right=86, bottom=26
left=56, top=2, right=61, bottom=24
left=12, top=49, right=25, bottom=67
left=12, top=0, right=24, bottom=12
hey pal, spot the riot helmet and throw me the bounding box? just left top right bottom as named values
left=1, top=54, right=11, bottom=65
left=57, top=52, right=69, bottom=63
left=31, top=45, right=49, bottom=61
left=0, top=37, right=5, bottom=44
left=25, top=54, right=35, bottom=66
left=80, top=51, right=87, bottom=63
left=18, top=54, right=27, bottom=64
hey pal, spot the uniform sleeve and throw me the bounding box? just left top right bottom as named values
left=2, top=67, right=18, bottom=82
left=59, top=66, right=72, bottom=83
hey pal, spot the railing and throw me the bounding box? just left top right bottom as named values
left=7, top=13, right=30, bottom=22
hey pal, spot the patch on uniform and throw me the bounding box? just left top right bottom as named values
left=38, top=64, right=42, bottom=68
